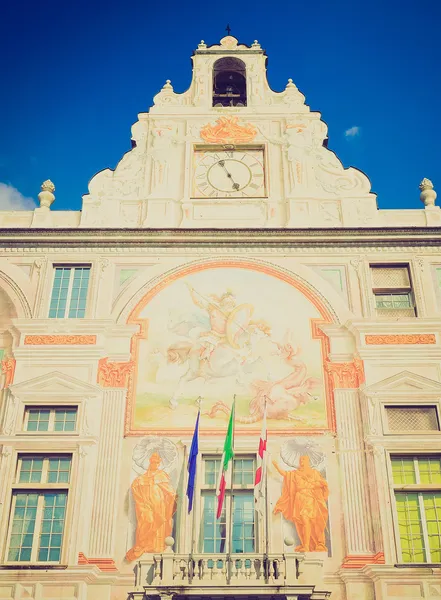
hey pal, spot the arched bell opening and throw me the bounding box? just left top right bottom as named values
left=213, top=57, right=247, bottom=107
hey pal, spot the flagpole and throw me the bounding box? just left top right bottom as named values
left=227, top=395, right=236, bottom=584
left=263, top=396, right=270, bottom=581
left=188, top=398, right=201, bottom=581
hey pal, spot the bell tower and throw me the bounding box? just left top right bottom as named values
left=81, top=36, right=377, bottom=229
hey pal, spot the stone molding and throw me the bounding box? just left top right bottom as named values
left=78, top=552, right=117, bottom=572
left=97, top=357, right=134, bottom=388
left=341, top=552, right=385, bottom=569
left=365, top=334, right=436, bottom=345
left=23, top=335, right=97, bottom=345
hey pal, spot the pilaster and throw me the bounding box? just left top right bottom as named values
left=89, top=388, right=126, bottom=557
left=334, top=387, right=376, bottom=563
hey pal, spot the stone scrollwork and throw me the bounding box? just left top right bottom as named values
left=325, top=360, right=364, bottom=389
left=365, top=334, right=436, bottom=345
left=24, top=335, right=97, bottom=345
left=1, top=357, right=16, bottom=388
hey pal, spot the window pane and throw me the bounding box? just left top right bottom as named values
left=7, top=494, right=38, bottom=561
left=54, top=409, right=77, bottom=432
left=418, top=457, right=441, bottom=484
left=68, top=267, right=90, bottom=319
left=37, top=493, right=67, bottom=562
left=387, top=407, right=440, bottom=432
left=233, top=458, right=254, bottom=486
left=232, top=493, right=255, bottom=554
left=205, top=459, right=220, bottom=486
left=423, top=493, right=441, bottom=563
left=47, top=457, right=72, bottom=484
left=19, top=458, right=43, bottom=484
left=395, top=492, right=426, bottom=563
left=26, top=409, right=50, bottom=432
left=203, top=493, right=226, bottom=553
left=391, top=457, right=416, bottom=485
left=49, top=268, right=71, bottom=319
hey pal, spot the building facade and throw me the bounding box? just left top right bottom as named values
left=0, top=35, right=441, bottom=600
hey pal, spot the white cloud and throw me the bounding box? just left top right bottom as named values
left=0, top=182, right=36, bottom=211
left=344, top=126, right=361, bottom=138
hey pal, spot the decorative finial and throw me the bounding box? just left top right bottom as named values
left=286, top=78, right=296, bottom=89
left=38, top=180, right=55, bottom=210
left=162, top=79, right=173, bottom=90
left=198, top=40, right=207, bottom=49
left=226, top=24, right=231, bottom=36
left=419, top=178, right=437, bottom=208
left=251, top=40, right=261, bottom=49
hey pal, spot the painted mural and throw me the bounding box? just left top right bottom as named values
left=271, top=437, right=331, bottom=555
left=126, top=437, right=181, bottom=559
left=129, top=265, right=332, bottom=433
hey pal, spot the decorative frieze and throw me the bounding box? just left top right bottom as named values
left=24, top=335, right=97, bottom=345
left=365, top=334, right=436, bottom=345
left=77, top=552, right=117, bottom=572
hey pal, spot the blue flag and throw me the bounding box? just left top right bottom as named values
left=186, top=410, right=200, bottom=513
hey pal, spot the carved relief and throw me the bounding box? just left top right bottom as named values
left=97, top=358, right=134, bottom=388
left=365, top=334, right=436, bottom=345
left=200, top=116, right=257, bottom=144
left=24, top=335, right=97, bottom=345
left=325, top=361, right=363, bottom=389
left=1, top=357, right=16, bottom=388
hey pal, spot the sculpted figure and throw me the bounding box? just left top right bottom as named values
left=273, top=455, right=329, bottom=552
left=126, top=452, right=177, bottom=560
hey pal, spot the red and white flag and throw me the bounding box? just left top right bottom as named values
left=254, top=402, right=267, bottom=510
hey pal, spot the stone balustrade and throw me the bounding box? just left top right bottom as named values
left=130, top=551, right=329, bottom=598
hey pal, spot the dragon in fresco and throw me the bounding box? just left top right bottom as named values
left=205, top=340, right=319, bottom=423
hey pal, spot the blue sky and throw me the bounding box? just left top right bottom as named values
left=1, top=0, right=440, bottom=212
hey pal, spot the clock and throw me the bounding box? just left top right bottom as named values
left=193, top=147, right=266, bottom=198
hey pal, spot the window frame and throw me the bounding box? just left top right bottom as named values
left=4, top=452, right=75, bottom=566
left=370, top=263, right=416, bottom=317
left=387, top=451, right=441, bottom=565
left=18, top=403, right=80, bottom=437
left=22, top=406, right=79, bottom=435
left=48, top=264, right=92, bottom=319
left=199, top=453, right=258, bottom=554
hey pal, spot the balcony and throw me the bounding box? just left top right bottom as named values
left=128, top=551, right=330, bottom=600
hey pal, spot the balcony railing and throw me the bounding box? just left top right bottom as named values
left=129, top=551, right=330, bottom=599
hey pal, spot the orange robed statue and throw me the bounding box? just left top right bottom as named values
left=126, top=452, right=177, bottom=561
left=273, top=455, right=329, bottom=552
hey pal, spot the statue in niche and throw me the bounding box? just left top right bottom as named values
left=273, top=455, right=329, bottom=552
left=126, top=452, right=177, bottom=560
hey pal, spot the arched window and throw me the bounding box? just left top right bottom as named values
left=213, top=58, right=247, bottom=107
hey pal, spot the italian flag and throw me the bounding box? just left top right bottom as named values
left=254, top=402, right=267, bottom=509
left=216, top=399, right=235, bottom=519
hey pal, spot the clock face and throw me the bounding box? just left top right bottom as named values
left=193, top=148, right=265, bottom=198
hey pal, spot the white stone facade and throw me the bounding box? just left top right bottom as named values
left=0, top=36, right=440, bottom=600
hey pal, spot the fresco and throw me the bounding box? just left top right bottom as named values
left=270, top=437, right=331, bottom=555
left=129, top=265, right=331, bottom=433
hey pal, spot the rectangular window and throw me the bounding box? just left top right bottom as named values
left=24, top=407, right=77, bottom=433
left=370, top=264, right=415, bottom=317
left=201, top=456, right=256, bottom=554
left=6, top=455, right=71, bottom=564
left=391, top=455, right=441, bottom=563
left=49, top=266, right=90, bottom=318
left=386, top=406, right=440, bottom=433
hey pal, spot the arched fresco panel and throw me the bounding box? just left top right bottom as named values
left=126, top=262, right=335, bottom=435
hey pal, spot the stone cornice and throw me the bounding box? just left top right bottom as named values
left=0, top=227, right=440, bottom=247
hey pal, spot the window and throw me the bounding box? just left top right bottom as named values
left=386, top=406, right=440, bottom=433
left=24, top=407, right=78, bottom=433
left=49, top=266, right=90, bottom=318
left=7, top=455, right=72, bottom=563
left=201, top=456, right=256, bottom=554
left=391, top=455, right=441, bottom=563
left=370, top=264, right=415, bottom=317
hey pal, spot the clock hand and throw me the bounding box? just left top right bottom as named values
left=217, top=160, right=240, bottom=190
